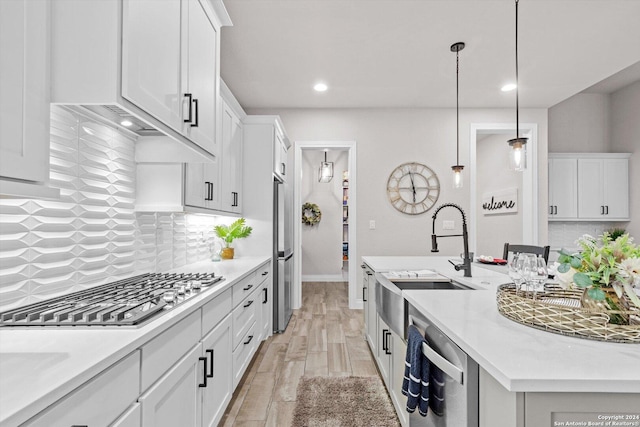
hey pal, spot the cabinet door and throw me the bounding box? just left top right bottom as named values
left=201, top=315, right=232, bottom=427
left=184, top=0, right=218, bottom=154
left=185, top=163, right=205, bottom=208
left=548, top=158, right=577, bottom=219
left=603, top=158, right=629, bottom=219
left=376, top=315, right=391, bottom=386
left=0, top=0, right=50, bottom=183
left=365, top=273, right=378, bottom=355
left=273, top=130, right=287, bottom=181
left=140, top=343, right=204, bottom=427
left=220, top=100, right=243, bottom=213
left=577, top=158, right=605, bottom=218
left=390, top=332, right=409, bottom=427
left=122, top=0, right=184, bottom=133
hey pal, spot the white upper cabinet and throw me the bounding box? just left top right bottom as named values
left=219, top=90, right=244, bottom=213
left=51, top=0, right=231, bottom=162
left=578, top=157, right=630, bottom=220
left=548, top=157, right=578, bottom=220
left=122, top=0, right=219, bottom=155
left=0, top=0, right=59, bottom=199
left=548, top=153, right=630, bottom=222
left=273, top=124, right=290, bottom=182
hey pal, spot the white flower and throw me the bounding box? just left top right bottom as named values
left=556, top=267, right=578, bottom=290
left=617, top=257, right=640, bottom=286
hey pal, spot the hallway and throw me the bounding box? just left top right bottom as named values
left=220, top=281, right=377, bottom=426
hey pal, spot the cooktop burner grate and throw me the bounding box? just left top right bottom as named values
left=0, top=272, right=224, bottom=327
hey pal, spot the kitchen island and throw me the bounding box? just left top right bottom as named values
left=0, top=256, right=270, bottom=427
left=362, top=256, right=640, bottom=427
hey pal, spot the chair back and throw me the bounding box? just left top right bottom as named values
left=503, top=243, right=550, bottom=263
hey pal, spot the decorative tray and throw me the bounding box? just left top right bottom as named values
left=496, top=284, right=640, bottom=343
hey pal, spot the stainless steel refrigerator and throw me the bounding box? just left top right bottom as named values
left=273, top=177, right=293, bottom=332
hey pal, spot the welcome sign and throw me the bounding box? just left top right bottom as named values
left=482, top=188, right=518, bottom=215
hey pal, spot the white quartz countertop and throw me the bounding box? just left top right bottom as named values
left=363, top=256, right=640, bottom=394
left=0, top=256, right=270, bottom=427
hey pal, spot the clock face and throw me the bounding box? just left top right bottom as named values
left=387, top=162, right=440, bottom=215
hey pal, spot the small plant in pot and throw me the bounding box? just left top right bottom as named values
left=214, top=218, right=253, bottom=260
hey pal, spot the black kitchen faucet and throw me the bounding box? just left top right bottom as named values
left=430, top=203, right=472, bottom=277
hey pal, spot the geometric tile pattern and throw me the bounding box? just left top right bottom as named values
left=0, top=106, right=219, bottom=311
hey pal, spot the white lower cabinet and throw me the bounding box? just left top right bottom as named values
left=139, top=343, right=204, bottom=427
left=110, top=403, right=141, bottom=427
left=258, top=267, right=272, bottom=342
left=376, top=316, right=392, bottom=384
left=24, top=351, right=140, bottom=427
left=390, top=332, right=409, bottom=427
left=232, top=321, right=258, bottom=388
left=201, top=315, right=233, bottom=427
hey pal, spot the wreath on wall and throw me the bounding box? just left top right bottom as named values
left=302, top=203, right=322, bottom=226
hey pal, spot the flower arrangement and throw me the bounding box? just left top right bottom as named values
left=556, top=232, right=640, bottom=323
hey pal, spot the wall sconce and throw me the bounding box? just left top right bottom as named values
left=318, top=150, right=333, bottom=182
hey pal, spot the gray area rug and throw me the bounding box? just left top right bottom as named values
left=292, top=376, right=400, bottom=427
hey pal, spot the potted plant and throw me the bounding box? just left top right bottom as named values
left=214, top=218, right=253, bottom=260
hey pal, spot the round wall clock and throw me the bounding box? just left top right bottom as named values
left=386, top=162, right=440, bottom=215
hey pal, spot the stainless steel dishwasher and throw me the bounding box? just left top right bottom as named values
left=406, top=302, right=479, bottom=427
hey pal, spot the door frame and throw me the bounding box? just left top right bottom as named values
left=469, top=123, right=539, bottom=251
left=293, top=141, right=359, bottom=310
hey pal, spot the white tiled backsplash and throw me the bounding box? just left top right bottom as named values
left=0, top=106, right=219, bottom=311
left=547, top=221, right=628, bottom=260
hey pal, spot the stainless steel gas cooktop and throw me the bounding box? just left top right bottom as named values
left=0, top=272, right=224, bottom=327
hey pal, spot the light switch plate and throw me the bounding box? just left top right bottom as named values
left=369, top=220, right=376, bottom=230
left=443, top=220, right=455, bottom=230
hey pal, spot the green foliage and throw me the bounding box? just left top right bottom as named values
left=607, top=227, right=626, bottom=241
left=214, top=218, right=253, bottom=248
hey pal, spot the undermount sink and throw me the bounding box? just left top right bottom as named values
left=389, top=280, right=475, bottom=291
left=376, top=277, right=476, bottom=338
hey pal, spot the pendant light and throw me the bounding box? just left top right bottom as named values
left=318, top=150, right=334, bottom=182
left=508, top=0, right=527, bottom=171
left=451, top=42, right=465, bottom=189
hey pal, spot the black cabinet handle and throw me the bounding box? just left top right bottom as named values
left=281, top=162, right=286, bottom=175
left=549, top=205, right=553, bottom=215
left=243, top=335, right=254, bottom=345
left=385, top=332, right=392, bottom=355
left=204, top=182, right=211, bottom=201
left=555, top=206, right=558, bottom=215
left=243, top=284, right=253, bottom=291
left=243, top=300, right=254, bottom=308
left=361, top=264, right=366, bottom=269
left=382, top=328, right=388, bottom=351
left=601, top=206, right=604, bottom=215
left=231, top=191, right=238, bottom=207
left=362, top=286, right=367, bottom=302
left=191, top=98, right=199, bottom=127
left=198, top=356, right=208, bottom=387
left=262, top=271, right=268, bottom=276
left=605, top=205, right=609, bottom=215
left=184, top=93, right=193, bottom=123
left=263, top=287, right=268, bottom=303
left=206, top=349, right=214, bottom=378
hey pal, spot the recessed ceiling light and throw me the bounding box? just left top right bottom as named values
left=314, top=83, right=328, bottom=92
left=120, top=119, right=133, bottom=127
left=501, top=83, right=517, bottom=92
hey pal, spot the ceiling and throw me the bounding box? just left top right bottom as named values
left=219, top=0, right=640, bottom=110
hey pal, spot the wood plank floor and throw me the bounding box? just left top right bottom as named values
left=220, top=281, right=379, bottom=427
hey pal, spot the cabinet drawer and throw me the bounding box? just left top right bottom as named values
left=256, top=264, right=271, bottom=287
left=232, top=290, right=259, bottom=349
left=232, top=321, right=257, bottom=389
left=24, top=351, right=140, bottom=427
left=232, top=271, right=258, bottom=307
left=141, top=310, right=200, bottom=392
left=202, top=288, right=232, bottom=337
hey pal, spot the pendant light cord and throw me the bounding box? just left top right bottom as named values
left=456, top=49, right=460, bottom=165
left=515, top=0, right=520, bottom=139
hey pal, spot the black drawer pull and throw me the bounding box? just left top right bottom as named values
left=382, top=328, right=388, bottom=351
left=243, top=284, right=253, bottom=291
left=206, top=349, right=214, bottom=378
left=385, top=332, right=392, bottom=355
left=243, top=335, right=254, bottom=345
left=243, top=300, right=254, bottom=308
left=198, top=356, right=208, bottom=387
left=190, top=98, right=199, bottom=127
left=262, top=271, right=268, bottom=276
left=263, top=288, right=268, bottom=304
left=362, top=286, right=367, bottom=302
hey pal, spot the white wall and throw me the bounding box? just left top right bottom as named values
left=0, top=106, right=230, bottom=311
left=611, top=81, right=640, bottom=240
left=300, top=149, right=348, bottom=279
left=548, top=93, right=611, bottom=152
left=475, top=134, right=523, bottom=258
left=247, top=107, right=548, bottom=295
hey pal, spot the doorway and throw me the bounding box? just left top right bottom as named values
left=469, top=123, right=539, bottom=253
left=294, top=141, right=358, bottom=310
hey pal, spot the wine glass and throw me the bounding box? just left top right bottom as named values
left=508, top=253, right=522, bottom=293
left=532, top=255, right=548, bottom=297
left=519, top=254, right=535, bottom=295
